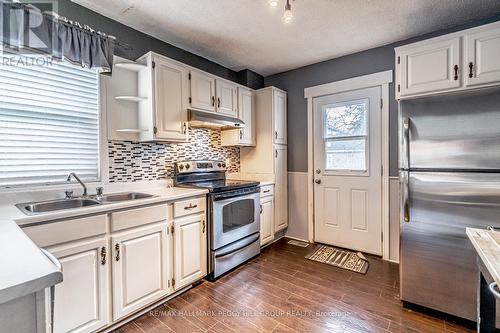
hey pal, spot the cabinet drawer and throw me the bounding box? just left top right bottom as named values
left=23, top=214, right=107, bottom=248
left=260, top=185, right=274, bottom=197
left=111, top=204, right=169, bottom=232
left=173, top=197, right=205, bottom=218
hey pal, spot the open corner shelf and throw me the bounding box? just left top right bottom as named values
left=114, top=96, right=148, bottom=102
left=115, top=62, right=147, bottom=72
left=115, top=129, right=149, bottom=133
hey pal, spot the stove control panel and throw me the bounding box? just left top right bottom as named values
left=174, top=160, right=226, bottom=174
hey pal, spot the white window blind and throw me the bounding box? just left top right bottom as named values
left=0, top=55, right=100, bottom=187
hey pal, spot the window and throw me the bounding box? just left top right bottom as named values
left=323, top=99, right=368, bottom=171
left=0, top=54, right=100, bottom=187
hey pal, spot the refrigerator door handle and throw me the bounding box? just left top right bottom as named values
left=401, top=171, right=410, bottom=223
left=403, top=117, right=410, bottom=170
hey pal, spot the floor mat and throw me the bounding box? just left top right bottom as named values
left=305, top=244, right=369, bottom=274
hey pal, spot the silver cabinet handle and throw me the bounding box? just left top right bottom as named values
left=184, top=203, right=198, bottom=210
left=489, top=282, right=500, bottom=299
left=115, top=243, right=120, bottom=261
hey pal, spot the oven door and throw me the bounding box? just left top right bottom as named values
left=211, top=188, right=260, bottom=250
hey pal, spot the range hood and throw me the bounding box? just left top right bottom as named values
left=188, top=110, right=245, bottom=129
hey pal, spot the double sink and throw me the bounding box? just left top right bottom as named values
left=16, top=192, right=155, bottom=215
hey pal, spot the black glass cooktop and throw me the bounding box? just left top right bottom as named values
left=178, top=179, right=260, bottom=192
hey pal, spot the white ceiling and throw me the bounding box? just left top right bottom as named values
left=74, top=0, right=500, bottom=76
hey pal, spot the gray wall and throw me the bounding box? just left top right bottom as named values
left=54, top=0, right=263, bottom=88
left=264, top=14, right=500, bottom=176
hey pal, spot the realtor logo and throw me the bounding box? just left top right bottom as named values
left=0, top=0, right=58, bottom=64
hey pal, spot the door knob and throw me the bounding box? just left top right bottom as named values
left=314, top=179, right=321, bottom=184
left=315, top=169, right=321, bottom=174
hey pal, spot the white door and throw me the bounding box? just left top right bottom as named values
left=273, top=89, right=287, bottom=144
left=260, top=196, right=275, bottom=245
left=189, top=70, right=216, bottom=112
left=465, top=25, right=500, bottom=87
left=398, top=36, right=461, bottom=97
left=174, top=214, right=207, bottom=289
left=112, top=223, right=169, bottom=321
left=216, top=80, right=238, bottom=117
left=313, top=86, right=382, bottom=255
left=238, top=87, right=255, bottom=145
left=153, top=56, right=188, bottom=141
left=274, top=145, right=288, bottom=231
left=48, top=238, right=109, bottom=333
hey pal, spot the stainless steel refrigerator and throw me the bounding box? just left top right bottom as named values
left=399, top=89, right=500, bottom=322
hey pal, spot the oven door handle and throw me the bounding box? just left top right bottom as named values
left=214, top=233, right=260, bottom=258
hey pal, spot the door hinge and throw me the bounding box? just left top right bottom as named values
left=188, top=73, right=191, bottom=80
left=153, top=126, right=158, bottom=134
left=380, top=99, right=383, bottom=109
left=397, top=84, right=400, bottom=93
left=381, top=165, right=383, bottom=176
left=397, top=56, right=400, bottom=64
left=188, top=97, right=192, bottom=104
left=381, top=232, right=384, bottom=242
left=170, top=225, right=175, bottom=234
left=152, top=61, right=156, bottom=69
left=167, top=279, right=170, bottom=288
left=172, top=278, right=176, bottom=288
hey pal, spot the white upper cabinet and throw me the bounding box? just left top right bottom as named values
left=189, top=70, right=216, bottom=112
left=221, top=87, right=256, bottom=146
left=111, top=223, right=169, bottom=321
left=216, top=79, right=238, bottom=117
left=173, top=214, right=207, bottom=289
left=152, top=55, right=189, bottom=141
left=465, top=25, right=500, bottom=87
left=396, top=21, right=500, bottom=99
left=398, top=37, right=461, bottom=97
left=273, top=89, right=287, bottom=145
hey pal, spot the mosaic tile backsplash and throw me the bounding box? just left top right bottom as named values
left=108, top=128, right=240, bottom=182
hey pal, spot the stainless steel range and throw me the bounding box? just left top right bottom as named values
left=174, top=160, right=261, bottom=280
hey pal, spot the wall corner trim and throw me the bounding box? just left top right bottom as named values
left=304, top=70, right=393, bottom=98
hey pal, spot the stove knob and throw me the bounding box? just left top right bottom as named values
left=222, top=163, right=226, bottom=168
left=178, top=164, right=184, bottom=170
left=185, top=163, right=190, bottom=169
left=218, top=162, right=222, bottom=167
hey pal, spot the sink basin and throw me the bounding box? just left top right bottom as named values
left=99, top=192, right=154, bottom=202
left=16, top=198, right=101, bottom=215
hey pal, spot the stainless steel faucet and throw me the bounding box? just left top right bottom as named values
left=66, top=172, right=88, bottom=197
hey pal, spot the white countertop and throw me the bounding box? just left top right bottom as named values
left=0, top=183, right=207, bottom=304
left=466, top=227, right=500, bottom=286
left=1, top=186, right=207, bottom=227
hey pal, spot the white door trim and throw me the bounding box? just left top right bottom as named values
left=304, top=70, right=393, bottom=260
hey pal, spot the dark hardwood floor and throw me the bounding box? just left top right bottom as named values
left=115, top=238, right=475, bottom=333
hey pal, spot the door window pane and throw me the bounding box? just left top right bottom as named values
left=325, top=139, right=366, bottom=171
left=324, top=100, right=367, bottom=138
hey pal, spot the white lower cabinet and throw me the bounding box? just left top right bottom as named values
left=111, top=223, right=170, bottom=321
left=260, top=195, right=275, bottom=246
left=47, top=238, right=109, bottom=333
left=173, top=214, right=207, bottom=289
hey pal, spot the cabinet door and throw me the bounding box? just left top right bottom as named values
left=190, top=70, right=216, bottom=112
left=47, top=238, right=109, bottom=333
left=112, top=223, right=169, bottom=321
left=398, top=37, right=461, bottom=97
left=216, top=79, right=238, bottom=117
left=153, top=56, right=188, bottom=141
left=274, top=145, right=288, bottom=231
left=260, top=196, right=275, bottom=245
left=465, top=25, right=500, bottom=87
left=174, top=214, right=207, bottom=289
left=238, top=87, right=255, bottom=145
left=273, top=89, right=287, bottom=144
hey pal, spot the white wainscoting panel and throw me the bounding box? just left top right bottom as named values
left=389, top=177, right=400, bottom=263
left=286, top=172, right=309, bottom=242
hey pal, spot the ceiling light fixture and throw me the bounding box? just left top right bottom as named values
left=282, top=0, right=293, bottom=23
left=268, top=0, right=279, bottom=7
